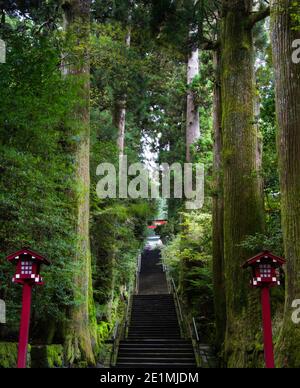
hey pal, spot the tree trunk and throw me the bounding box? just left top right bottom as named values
left=212, top=49, right=226, bottom=352
left=62, top=0, right=96, bottom=367
left=113, top=5, right=132, bottom=155
left=186, top=44, right=200, bottom=162
left=114, top=99, right=127, bottom=155
left=186, top=0, right=201, bottom=162
left=271, top=0, right=300, bottom=368
left=254, top=69, right=264, bottom=199
left=221, top=0, right=265, bottom=367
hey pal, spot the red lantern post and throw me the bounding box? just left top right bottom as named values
left=243, top=251, right=286, bottom=369
left=261, top=286, right=275, bottom=368
left=7, top=248, right=50, bottom=368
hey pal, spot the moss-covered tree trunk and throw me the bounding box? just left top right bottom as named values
left=113, top=1, right=132, bottom=155
left=221, top=1, right=265, bottom=367
left=212, top=49, right=226, bottom=351
left=62, top=0, right=96, bottom=366
left=271, top=0, right=300, bottom=368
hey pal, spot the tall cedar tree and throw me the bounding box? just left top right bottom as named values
left=221, top=0, right=268, bottom=366
left=62, top=0, right=96, bottom=366
left=271, top=0, right=300, bottom=368
left=186, top=0, right=200, bottom=162
left=113, top=1, right=133, bottom=155
left=212, top=48, right=226, bottom=351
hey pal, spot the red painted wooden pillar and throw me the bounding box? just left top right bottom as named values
left=17, top=282, right=32, bottom=368
left=261, top=286, right=275, bottom=368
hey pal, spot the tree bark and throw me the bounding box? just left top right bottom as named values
left=114, top=99, right=127, bottom=155
left=212, top=49, right=226, bottom=352
left=270, top=0, right=300, bottom=368
left=221, top=0, right=265, bottom=367
left=113, top=4, right=132, bottom=155
left=186, top=43, right=200, bottom=162
left=62, top=0, right=96, bottom=366
left=254, top=77, right=264, bottom=199
left=186, top=0, right=201, bottom=162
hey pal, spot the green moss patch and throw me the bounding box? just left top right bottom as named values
left=0, top=343, right=18, bottom=368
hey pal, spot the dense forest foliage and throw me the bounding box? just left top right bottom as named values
left=0, top=0, right=299, bottom=368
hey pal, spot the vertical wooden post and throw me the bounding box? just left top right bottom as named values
left=261, top=286, right=275, bottom=368
left=17, top=283, right=32, bottom=368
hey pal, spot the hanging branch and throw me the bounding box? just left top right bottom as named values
left=247, top=7, right=270, bottom=28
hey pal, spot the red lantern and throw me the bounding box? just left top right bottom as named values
left=243, top=251, right=285, bottom=288
left=7, top=248, right=50, bottom=286
left=7, top=248, right=50, bottom=368
left=243, top=251, right=286, bottom=369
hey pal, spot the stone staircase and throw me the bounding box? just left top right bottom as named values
left=116, top=249, right=197, bottom=368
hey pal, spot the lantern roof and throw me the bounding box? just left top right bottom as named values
left=6, top=248, right=50, bottom=266
left=242, top=251, right=286, bottom=269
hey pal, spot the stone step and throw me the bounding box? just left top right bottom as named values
left=116, top=248, right=197, bottom=368
left=116, top=362, right=197, bottom=368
